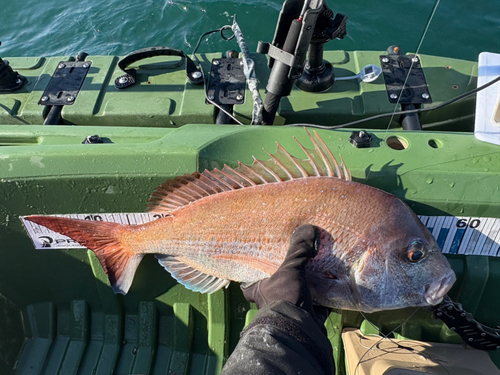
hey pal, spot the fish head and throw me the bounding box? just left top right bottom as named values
left=351, top=200, right=456, bottom=312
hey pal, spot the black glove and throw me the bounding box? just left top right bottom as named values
left=231, top=225, right=335, bottom=375
left=241, top=224, right=320, bottom=315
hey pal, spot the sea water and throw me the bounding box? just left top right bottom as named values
left=0, top=0, right=498, bottom=61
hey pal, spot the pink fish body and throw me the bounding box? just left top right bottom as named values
left=26, top=130, right=455, bottom=312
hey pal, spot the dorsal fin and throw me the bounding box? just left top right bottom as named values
left=147, top=129, right=351, bottom=213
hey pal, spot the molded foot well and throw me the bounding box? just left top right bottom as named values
left=14, top=300, right=218, bottom=375
left=0, top=294, right=25, bottom=375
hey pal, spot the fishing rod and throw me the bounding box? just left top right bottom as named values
left=258, top=0, right=347, bottom=125
left=261, top=1, right=312, bottom=125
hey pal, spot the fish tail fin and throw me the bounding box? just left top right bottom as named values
left=25, top=215, right=143, bottom=294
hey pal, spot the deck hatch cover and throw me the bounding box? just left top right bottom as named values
left=38, top=61, right=91, bottom=105
left=380, top=54, right=432, bottom=104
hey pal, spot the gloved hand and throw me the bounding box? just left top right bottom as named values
left=224, top=225, right=335, bottom=375
left=241, top=224, right=321, bottom=316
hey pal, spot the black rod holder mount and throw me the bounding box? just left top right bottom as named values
left=0, top=42, right=26, bottom=93
left=296, top=12, right=347, bottom=93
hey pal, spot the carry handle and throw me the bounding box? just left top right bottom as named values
left=114, top=47, right=203, bottom=89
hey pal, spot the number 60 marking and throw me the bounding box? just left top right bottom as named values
left=456, top=218, right=481, bottom=229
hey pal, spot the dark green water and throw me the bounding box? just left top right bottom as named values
left=0, top=0, right=499, bottom=62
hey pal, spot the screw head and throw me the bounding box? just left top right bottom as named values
left=58, top=63, right=66, bottom=69
left=191, top=71, right=202, bottom=79
left=66, top=96, right=75, bottom=102
left=412, top=56, right=419, bottom=62
left=390, top=93, right=398, bottom=99
left=208, top=95, right=215, bottom=100
left=481, top=333, right=486, bottom=337
left=422, top=93, right=430, bottom=99
left=236, top=94, right=244, bottom=101
left=468, top=338, right=474, bottom=342
left=450, top=327, right=456, bottom=331
left=41, top=96, right=49, bottom=102
left=460, top=312, right=466, bottom=317
left=382, top=57, right=389, bottom=63
left=118, top=76, right=128, bottom=84
left=213, top=60, right=220, bottom=66
left=436, top=312, right=442, bottom=316
left=83, top=62, right=90, bottom=68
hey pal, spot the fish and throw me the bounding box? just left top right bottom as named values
left=25, top=129, right=456, bottom=312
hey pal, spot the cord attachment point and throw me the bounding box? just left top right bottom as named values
left=115, top=72, right=136, bottom=89
left=349, top=130, right=372, bottom=148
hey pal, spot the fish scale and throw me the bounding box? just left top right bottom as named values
left=131, top=177, right=363, bottom=282
left=25, top=130, right=456, bottom=312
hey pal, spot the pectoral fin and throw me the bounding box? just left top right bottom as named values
left=156, top=255, right=230, bottom=294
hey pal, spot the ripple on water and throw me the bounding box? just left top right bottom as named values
left=0, top=0, right=497, bottom=60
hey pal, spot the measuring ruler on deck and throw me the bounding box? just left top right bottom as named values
left=418, top=216, right=500, bottom=256
left=21, top=214, right=500, bottom=255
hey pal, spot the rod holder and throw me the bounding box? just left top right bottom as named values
left=296, top=12, right=348, bottom=93
left=296, top=42, right=335, bottom=92
left=0, top=57, right=25, bottom=92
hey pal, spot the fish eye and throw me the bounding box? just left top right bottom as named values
left=406, top=241, right=428, bottom=263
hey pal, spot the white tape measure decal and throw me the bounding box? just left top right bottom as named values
left=418, top=216, right=500, bottom=256
left=21, top=214, right=500, bottom=256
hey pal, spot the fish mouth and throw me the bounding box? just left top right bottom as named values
left=424, top=272, right=456, bottom=305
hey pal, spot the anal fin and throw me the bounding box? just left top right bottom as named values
left=156, top=255, right=230, bottom=294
